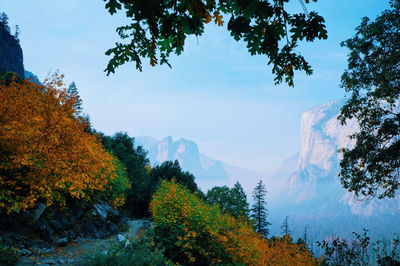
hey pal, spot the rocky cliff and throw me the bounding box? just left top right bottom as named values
left=0, top=22, right=24, bottom=77
left=287, top=99, right=356, bottom=202
left=274, top=99, right=400, bottom=217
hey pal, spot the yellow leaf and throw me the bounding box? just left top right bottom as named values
left=204, top=13, right=212, bottom=23
left=213, top=11, right=224, bottom=26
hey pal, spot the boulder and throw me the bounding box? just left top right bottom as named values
left=35, top=219, right=55, bottom=243
left=29, top=239, right=54, bottom=253
left=19, top=248, right=32, bottom=256
left=54, top=237, right=68, bottom=247
left=107, top=222, right=119, bottom=235
left=93, top=202, right=119, bottom=221
left=30, top=203, right=46, bottom=222
left=116, top=234, right=125, bottom=242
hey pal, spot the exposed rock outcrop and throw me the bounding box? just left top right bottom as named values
left=0, top=22, right=24, bottom=77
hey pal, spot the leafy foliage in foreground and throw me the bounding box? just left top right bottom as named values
left=102, top=0, right=327, bottom=86
left=339, top=0, right=400, bottom=199
left=0, top=73, right=121, bottom=212
left=150, top=181, right=318, bottom=265
left=83, top=235, right=172, bottom=266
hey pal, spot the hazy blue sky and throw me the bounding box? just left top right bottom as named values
left=2, top=0, right=389, bottom=175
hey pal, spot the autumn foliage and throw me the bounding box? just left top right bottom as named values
left=150, top=181, right=319, bottom=265
left=0, top=74, right=120, bottom=212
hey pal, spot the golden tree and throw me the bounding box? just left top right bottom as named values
left=150, top=181, right=319, bottom=265
left=0, top=73, right=117, bottom=212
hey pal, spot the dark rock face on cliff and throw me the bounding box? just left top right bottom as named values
left=0, top=23, right=24, bottom=77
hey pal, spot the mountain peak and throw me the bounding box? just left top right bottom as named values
left=135, top=136, right=261, bottom=191
left=161, top=135, right=173, bottom=143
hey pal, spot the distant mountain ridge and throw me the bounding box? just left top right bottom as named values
left=135, top=136, right=262, bottom=192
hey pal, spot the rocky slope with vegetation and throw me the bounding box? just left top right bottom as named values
left=0, top=12, right=24, bottom=77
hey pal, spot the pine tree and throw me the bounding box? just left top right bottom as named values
left=0, top=12, right=10, bottom=33
left=231, top=182, right=250, bottom=220
left=310, top=235, right=314, bottom=254
left=281, top=215, right=291, bottom=236
left=250, top=180, right=271, bottom=238
left=303, top=225, right=308, bottom=248
left=67, top=81, right=82, bottom=115
left=14, top=25, right=20, bottom=41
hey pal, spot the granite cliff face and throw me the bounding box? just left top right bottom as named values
left=0, top=23, right=24, bottom=77
left=275, top=99, right=399, bottom=216
left=287, top=99, right=356, bottom=202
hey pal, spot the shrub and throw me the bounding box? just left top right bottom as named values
left=318, top=230, right=400, bottom=266
left=150, top=181, right=318, bottom=265
left=83, top=235, right=172, bottom=266
left=97, top=158, right=131, bottom=208
left=0, top=244, right=19, bottom=265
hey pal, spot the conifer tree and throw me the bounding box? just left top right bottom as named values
left=67, top=81, right=82, bottom=116
left=303, top=225, right=308, bottom=248
left=206, top=182, right=250, bottom=220
left=0, top=12, right=10, bottom=33
left=250, top=180, right=270, bottom=238
left=231, top=181, right=250, bottom=220
left=14, top=25, right=20, bottom=41
left=281, top=215, right=291, bottom=236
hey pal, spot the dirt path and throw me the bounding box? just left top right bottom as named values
left=16, top=220, right=148, bottom=265
left=16, top=237, right=112, bottom=265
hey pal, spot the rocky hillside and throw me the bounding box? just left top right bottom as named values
left=0, top=20, right=24, bottom=77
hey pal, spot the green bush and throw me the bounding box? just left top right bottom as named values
left=97, top=157, right=131, bottom=208
left=100, top=132, right=151, bottom=216
left=83, top=235, right=172, bottom=266
left=0, top=244, right=19, bottom=266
